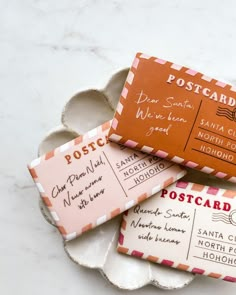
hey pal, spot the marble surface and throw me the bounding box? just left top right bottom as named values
left=1, top=0, right=236, bottom=294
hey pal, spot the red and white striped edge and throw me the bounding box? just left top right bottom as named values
left=109, top=52, right=236, bottom=183
left=117, top=181, right=236, bottom=283
left=28, top=120, right=186, bottom=241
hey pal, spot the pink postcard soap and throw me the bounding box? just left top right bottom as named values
left=28, top=121, right=186, bottom=240
left=118, top=181, right=236, bottom=282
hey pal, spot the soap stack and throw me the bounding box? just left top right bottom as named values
left=28, top=53, right=236, bottom=283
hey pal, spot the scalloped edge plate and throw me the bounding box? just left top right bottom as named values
left=35, top=67, right=233, bottom=290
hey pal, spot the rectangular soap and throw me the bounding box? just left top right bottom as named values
left=28, top=120, right=185, bottom=240
left=108, top=52, right=236, bottom=182
left=118, top=181, right=236, bottom=282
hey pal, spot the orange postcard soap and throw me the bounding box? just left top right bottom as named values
left=109, top=53, right=236, bottom=182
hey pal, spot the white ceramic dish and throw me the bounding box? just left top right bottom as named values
left=37, top=68, right=236, bottom=290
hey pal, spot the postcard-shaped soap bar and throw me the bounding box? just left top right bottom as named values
left=118, top=181, right=236, bottom=282
left=108, top=53, right=236, bottom=182
left=28, top=121, right=185, bottom=241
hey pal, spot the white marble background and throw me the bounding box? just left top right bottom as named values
left=1, top=0, right=236, bottom=294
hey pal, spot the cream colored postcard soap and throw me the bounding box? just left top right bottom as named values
left=118, top=181, right=236, bottom=282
